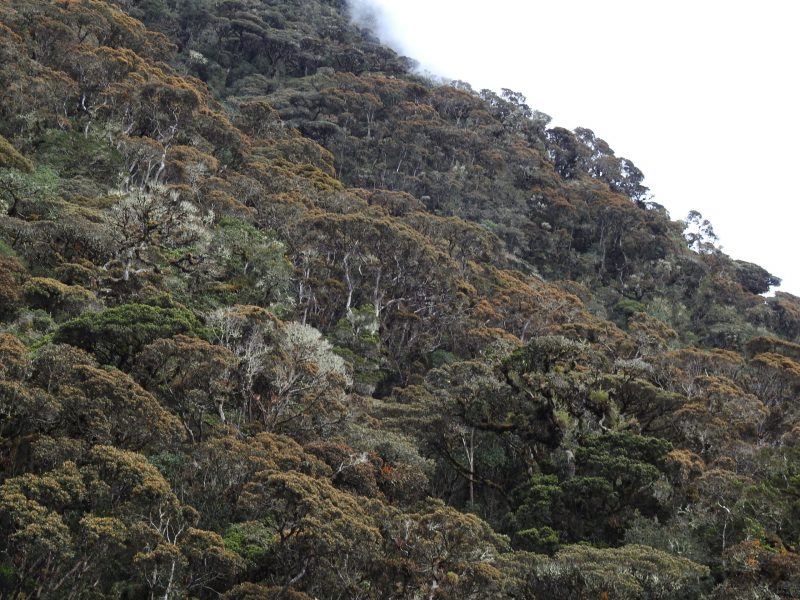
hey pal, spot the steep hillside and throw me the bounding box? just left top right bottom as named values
left=2, top=0, right=800, bottom=598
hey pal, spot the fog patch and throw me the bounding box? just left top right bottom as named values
left=346, top=0, right=443, bottom=79
left=346, top=0, right=401, bottom=49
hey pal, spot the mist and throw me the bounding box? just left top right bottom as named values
left=345, top=0, right=402, bottom=53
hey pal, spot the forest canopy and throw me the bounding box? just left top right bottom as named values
left=0, top=0, right=798, bottom=598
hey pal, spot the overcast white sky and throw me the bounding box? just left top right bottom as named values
left=354, top=0, right=800, bottom=295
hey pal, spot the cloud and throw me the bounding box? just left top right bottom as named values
left=345, top=0, right=443, bottom=80
left=346, top=0, right=398, bottom=48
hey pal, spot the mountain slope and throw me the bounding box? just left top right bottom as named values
left=1, top=0, right=800, bottom=598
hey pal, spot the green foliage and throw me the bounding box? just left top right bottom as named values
left=223, top=520, right=275, bottom=562
left=224, top=584, right=314, bottom=600
left=0, top=135, right=33, bottom=173
left=0, top=239, right=16, bottom=258
left=22, top=277, right=96, bottom=320
left=508, top=433, right=672, bottom=546
left=616, top=298, right=648, bottom=316
left=52, top=303, right=204, bottom=368
left=0, top=256, right=25, bottom=320
left=0, top=167, right=59, bottom=217
left=205, top=217, right=293, bottom=309
left=530, top=544, right=712, bottom=599
left=515, top=526, right=560, bottom=554
left=33, top=129, right=122, bottom=182
left=0, top=446, right=242, bottom=598
left=1, top=343, right=184, bottom=450
left=134, top=334, right=236, bottom=442
left=504, top=335, right=593, bottom=374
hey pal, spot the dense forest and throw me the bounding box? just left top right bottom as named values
left=2, top=0, right=800, bottom=598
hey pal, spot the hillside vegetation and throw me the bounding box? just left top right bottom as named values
left=2, top=0, right=800, bottom=598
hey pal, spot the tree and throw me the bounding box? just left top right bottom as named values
left=419, top=359, right=519, bottom=510
left=202, top=217, right=293, bottom=308
left=509, top=432, right=673, bottom=547
left=527, top=544, right=711, bottom=599
left=0, top=167, right=58, bottom=219
left=683, top=210, right=719, bottom=254
left=0, top=135, right=33, bottom=173
left=21, top=277, right=97, bottom=320
left=290, top=211, right=459, bottom=374
left=53, top=302, right=204, bottom=369
left=224, top=584, right=314, bottom=600
left=733, top=260, right=781, bottom=295
left=235, top=468, right=382, bottom=596
left=134, top=335, right=237, bottom=442
left=713, top=540, right=800, bottom=599
left=29, top=344, right=183, bottom=451
left=106, top=186, right=212, bottom=283
left=381, top=499, right=511, bottom=600
left=668, top=376, right=766, bottom=460
left=0, top=445, right=242, bottom=599
left=0, top=256, right=25, bottom=320
left=0, top=334, right=58, bottom=446
left=208, top=305, right=351, bottom=436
